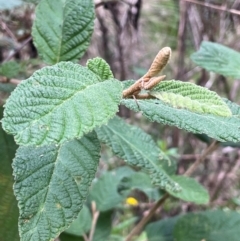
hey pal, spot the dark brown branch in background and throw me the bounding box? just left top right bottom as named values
left=3, top=36, right=32, bottom=62
left=182, top=0, right=240, bottom=15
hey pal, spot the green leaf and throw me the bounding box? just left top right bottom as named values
left=32, top=0, right=94, bottom=64
left=2, top=62, right=123, bottom=146
left=173, top=214, right=211, bottom=241
left=173, top=210, right=240, bottom=241
left=0, top=107, right=19, bottom=241
left=0, top=83, right=16, bottom=93
left=90, top=172, right=124, bottom=212
left=13, top=132, right=100, bottom=241
left=92, top=211, right=113, bottom=241
left=167, top=176, right=209, bottom=204
left=0, top=0, right=22, bottom=9
left=191, top=41, right=240, bottom=78
left=150, top=80, right=231, bottom=117
left=96, top=116, right=180, bottom=192
left=64, top=205, right=92, bottom=237
left=146, top=216, right=179, bottom=241
left=203, top=210, right=240, bottom=241
left=121, top=98, right=240, bottom=143
left=0, top=61, right=21, bottom=78
left=87, top=57, right=114, bottom=80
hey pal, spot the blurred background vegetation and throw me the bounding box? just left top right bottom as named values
left=1, top=0, right=240, bottom=241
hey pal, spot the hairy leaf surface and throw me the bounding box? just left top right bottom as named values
left=150, top=80, right=231, bottom=117
left=96, top=117, right=180, bottom=192
left=32, top=0, right=94, bottom=64
left=121, top=98, right=240, bottom=142
left=167, top=176, right=209, bottom=204
left=87, top=57, right=114, bottom=80
left=191, top=41, right=240, bottom=78
left=2, top=62, right=122, bottom=146
left=13, top=132, right=100, bottom=241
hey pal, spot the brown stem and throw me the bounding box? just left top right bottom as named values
left=88, top=202, right=100, bottom=241
left=184, top=140, right=219, bottom=177
left=124, top=140, right=219, bottom=241
left=124, top=193, right=169, bottom=241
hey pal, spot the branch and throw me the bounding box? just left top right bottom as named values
left=88, top=202, right=100, bottom=241
left=4, top=36, right=32, bottom=62
left=182, top=0, right=240, bottom=16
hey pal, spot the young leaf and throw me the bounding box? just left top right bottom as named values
left=13, top=132, right=100, bottom=241
left=32, top=0, right=94, bottom=64
left=191, top=41, right=240, bottom=78
left=96, top=116, right=181, bottom=192
left=121, top=98, right=240, bottom=143
left=87, top=57, right=114, bottom=80
left=167, top=176, right=209, bottom=204
left=150, top=80, right=231, bottom=117
left=2, top=62, right=123, bottom=146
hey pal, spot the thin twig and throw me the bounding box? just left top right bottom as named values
left=184, top=140, right=219, bottom=177
left=182, top=0, right=240, bottom=16
left=4, top=36, right=32, bottom=62
left=88, top=202, right=100, bottom=241
left=0, top=77, right=22, bottom=85
left=124, top=140, right=219, bottom=241
left=124, top=193, right=169, bottom=241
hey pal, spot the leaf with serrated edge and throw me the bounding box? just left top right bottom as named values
left=150, top=80, right=231, bottom=117
left=13, top=132, right=100, bottom=241
left=191, top=41, right=240, bottom=78
left=96, top=116, right=180, bottom=192
left=167, top=176, right=209, bottom=204
left=2, top=62, right=123, bottom=146
left=32, top=0, right=94, bottom=64
left=121, top=98, right=240, bottom=143
left=87, top=57, right=114, bottom=80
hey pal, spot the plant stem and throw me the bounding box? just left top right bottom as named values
left=124, top=140, right=219, bottom=241
left=124, top=193, right=169, bottom=241
left=88, top=202, right=100, bottom=241
left=184, top=140, right=219, bottom=177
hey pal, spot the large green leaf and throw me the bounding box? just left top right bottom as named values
left=32, top=0, right=94, bottom=64
left=96, top=116, right=180, bottom=192
left=174, top=210, right=240, bottom=241
left=191, top=41, right=240, bottom=78
left=150, top=80, right=231, bottom=117
left=121, top=98, right=240, bottom=142
left=0, top=107, right=19, bottom=241
left=13, top=132, right=100, bottom=241
left=2, top=62, right=123, bottom=146
left=167, top=176, right=209, bottom=204
left=146, top=210, right=240, bottom=241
